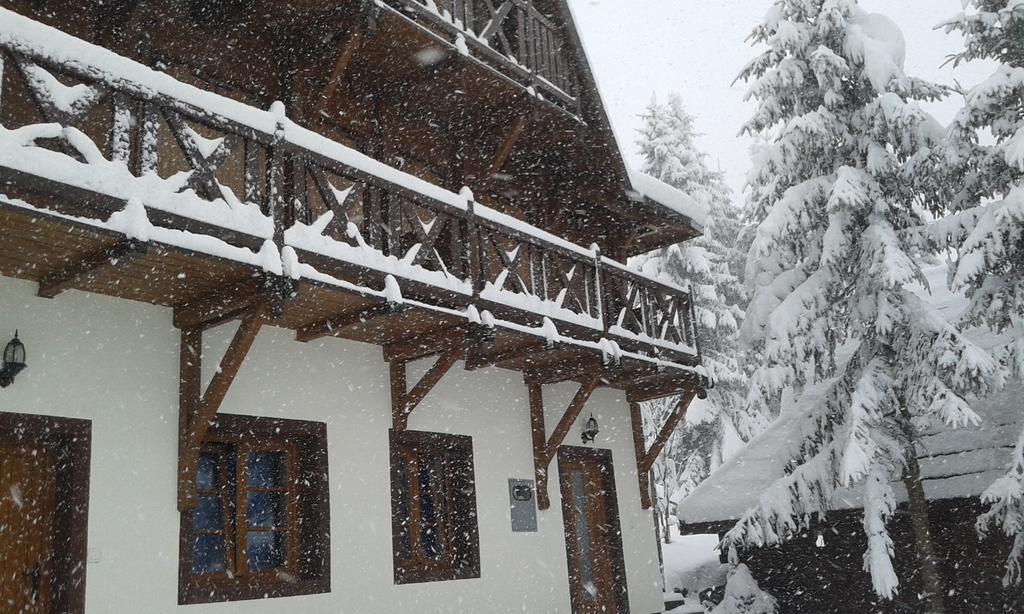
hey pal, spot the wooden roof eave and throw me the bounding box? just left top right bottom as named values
left=621, top=199, right=705, bottom=257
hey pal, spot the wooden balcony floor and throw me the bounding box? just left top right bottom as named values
left=0, top=200, right=694, bottom=399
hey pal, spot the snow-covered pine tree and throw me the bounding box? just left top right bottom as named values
left=731, top=1, right=1004, bottom=610
left=937, top=0, right=1024, bottom=586
left=633, top=95, right=764, bottom=501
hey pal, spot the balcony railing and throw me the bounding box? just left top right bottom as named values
left=0, top=8, right=698, bottom=365
left=379, top=0, right=581, bottom=116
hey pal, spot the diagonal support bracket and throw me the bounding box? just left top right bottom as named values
left=177, top=301, right=267, bottom=511
left=528, top=372, right=602, bottom=510
left=629, top=388, right=701, bottom=510
left=389, top=342, right=465, bottom=431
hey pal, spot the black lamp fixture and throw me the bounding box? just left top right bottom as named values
left=581, top=412, right=599, bottom=444
left=0, top=331, right=27, bottom=388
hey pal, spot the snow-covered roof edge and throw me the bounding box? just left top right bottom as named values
left=626, top=167, right=707, bottom=230
left=559, top=1, right=705, bottom=232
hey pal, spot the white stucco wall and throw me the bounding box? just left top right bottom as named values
left=0, top=274, right=664, bottom=613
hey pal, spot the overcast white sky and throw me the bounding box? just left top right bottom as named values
left=570, top=0, right=994, bottom=196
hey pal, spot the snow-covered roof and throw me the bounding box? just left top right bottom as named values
left=626, top=167, right=707, bottom=229
left=677, top=264, right=1022, bottom=526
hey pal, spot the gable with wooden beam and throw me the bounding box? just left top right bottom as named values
left=628, top=387, right=704, bottom=510
left=527, top=372, right=602, bottom=510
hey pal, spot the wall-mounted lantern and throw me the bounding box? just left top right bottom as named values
left=0, top=331, right=27, bottom=387
left=580, top=413, right=599, bottom=444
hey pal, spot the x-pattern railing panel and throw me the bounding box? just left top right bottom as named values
left=388, top=0, right=579, bottom=109
left=0, top=25, right=698, bottom=360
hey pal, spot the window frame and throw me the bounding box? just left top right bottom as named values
left=178, top=414, right=330, bottom=604
left=389, top=429, right=480, bottom=585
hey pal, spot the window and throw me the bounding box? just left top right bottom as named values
left=389, top=430, right=480, bottom=584
left=179, top=414, right=329, bottom=604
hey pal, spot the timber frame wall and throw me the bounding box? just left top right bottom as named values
left=0, top=7, right=708, bottom=514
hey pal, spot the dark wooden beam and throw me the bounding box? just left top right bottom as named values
left=390, top=360, right=408, bottom=431
left=528, top=382, right=550, bottom=509
left=541, top=373, right=602, bottom=464
left=625, top=371, right=701, bottom=403
left=297, top=301, right=402, bottom=342
left=173, top=278, right=263, bottom=331
left=178, top=302, right=267, bottom=510
left=629, top=400, right=652, bottom=510
left=525, top=355, right=618, bottom=386
left=488, top=114, right=528, bottom=176
left=383, top=325, right=467, bottom=362
left=37, top=239, right=147, bottom=298
left=465, top=340, right=550, bottom=370
left=640, top=389, right=698, bottom=475
left=317, top=27, right=365, bottom=116
left=177, top=327, right=201, bottom=511
left=528, top=372, right=602, bottom=509
left=390, top=344, right=464, bottom=431
left=605, top=361, right=662, bottom=387
left=638, top=388, right=696, bottom=474
left=383, top=321, right=495, bottom=363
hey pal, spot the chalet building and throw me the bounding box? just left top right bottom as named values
left=0, top=2, right=708, bottom=613
left=676, top=266, right=1024, bottom=614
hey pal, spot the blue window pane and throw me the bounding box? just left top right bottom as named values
left=418, top=461, right=441, bottom=559
left=246, top=492, right=285, bottom=528
left=247, top=452, right=284, bottom=488
left=193, top=494, right=223, bottom=531
left=570, top=471, right=594, bottom=596
left=196, top=453, right=218, bottom=490
left=247, top=531, right=285, bottom=570
left=192, top=535, right=226, bottom=574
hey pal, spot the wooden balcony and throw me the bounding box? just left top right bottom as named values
left=378, top=0, right=582, bottom=118
left=0, top=9, right=705, bottom=399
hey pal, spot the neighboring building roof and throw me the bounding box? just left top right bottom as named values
left=677, top=264, right=1022, bottom=527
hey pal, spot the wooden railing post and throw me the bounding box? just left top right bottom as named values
left=599, top=258, right=616, bottom=336
left=137, top=101, right=160, bottom=176
left=268, top=103, right=288, bottom=247
left=385, top=194, right=402, bottom=257
left=465, top=192, right=483, bottom=299
left=592, top=244, right=604, bottom=328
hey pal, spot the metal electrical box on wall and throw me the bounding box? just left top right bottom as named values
left=508, top=478, right=537, bottom=532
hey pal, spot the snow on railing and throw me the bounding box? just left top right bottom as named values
left=378, top=0, right=580, bottom=115
left=0, top=7, right=697, bottom=361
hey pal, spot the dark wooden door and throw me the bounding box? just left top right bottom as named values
left=0, top=412, right=91, bottom=614
left=558, top=446, right=628, bottom=614
left=1, top=443, right=57, bottom=613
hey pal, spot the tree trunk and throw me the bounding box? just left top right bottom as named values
left=662, top=465, right=672, bottom=544
left=903, top=447, right=947, bottom=614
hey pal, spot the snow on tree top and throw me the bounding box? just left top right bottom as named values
left=678, top=264, right=1024, bottom=526
left=844, top=9, right=907, bottom=93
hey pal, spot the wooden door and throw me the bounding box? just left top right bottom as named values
left=1, top=443, right=57, bottom=613
left=558, top=447, right=629, bottom=614
left=0, top=412, right=91, bottom=614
